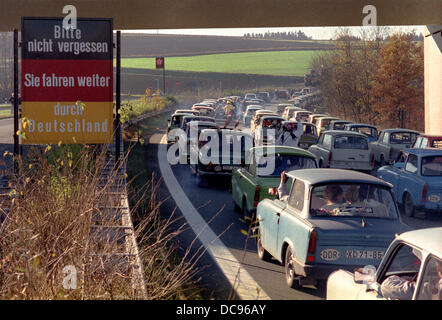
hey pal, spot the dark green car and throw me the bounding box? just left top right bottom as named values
left=231, top=146, right=317, bottom=219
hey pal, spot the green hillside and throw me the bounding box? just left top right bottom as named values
left=120, top=50, right=322, bottom=77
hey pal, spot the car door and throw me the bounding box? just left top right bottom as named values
left=398, top=154, right=421, bottom=205
left=308, top=133, right=324, bottom=163
left=233, top=151, right=258, bottom=211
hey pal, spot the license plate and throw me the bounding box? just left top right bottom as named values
left=346, top=250, right=384, bottom=260
left=223, top=166, right=233, bottom=170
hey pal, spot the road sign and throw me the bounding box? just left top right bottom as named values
left=21, top=17, right=113, bottom=144
left=155, top=57, right=164, bottom=69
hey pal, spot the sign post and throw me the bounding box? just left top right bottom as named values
left=21, top=17, right=113, bottom=144
left=155, top=57, right=165, bottom=95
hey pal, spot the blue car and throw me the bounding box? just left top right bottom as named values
left=344, top=123, right=379, bottom=143
left=255, top=168, right=410, bottom=289
left=377, top=148, right=442, bottom=218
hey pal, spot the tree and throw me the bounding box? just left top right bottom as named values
left=371, top=33, right=424, bottom=130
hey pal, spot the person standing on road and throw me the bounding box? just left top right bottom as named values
left=277, top=120, right=304, bottom=147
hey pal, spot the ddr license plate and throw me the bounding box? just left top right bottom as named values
left=346, top=250, right=384, bottom=260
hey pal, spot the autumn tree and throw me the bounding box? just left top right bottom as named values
left=371, top=33, right=424, bottom=130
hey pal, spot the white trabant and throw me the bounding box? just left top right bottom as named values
left=308, top=130, right=374, bottom=172
left=327, top=227, right=442, bottom=300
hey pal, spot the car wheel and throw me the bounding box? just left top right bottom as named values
left=256, top=228, right=271, bottom=262
left=284, top=246, right=299, bottom=289
left=402, top=193, right=415, bottom=217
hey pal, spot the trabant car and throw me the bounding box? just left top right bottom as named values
left=180, top=115, right=216, bottom=132
left=251, top=110, right=278, bottom=133
left=308, top=114, right=328, bottom=125
left=191, top=129, right=254, bottom=187
left=377, top=148, right=442, bottom=218
left=192, top=104, right=215, bottom=117
left=344, top=123, right=378, bottom=143
left=308, top=130, right=374, bottom=172
left=327, top=227, right=441, bottom=300
left=282, top=106, right=304, bottom=121
left=231, top=146, right=317, bottom=219
left=167, top=113, right=197, bottom=143
left=254, top=115, right=284, bottom=146
left=329, top=120, right=353, bottom=131
left=256, top=169, right=410, bottom=288
left=291, top=110, right=312, bottom=122
left=315, top=116, right=340, bottom=135
left=243, top=105, right=263, bottom=125
left=257, top=92, right=271, bottom=103
left=370, top=129, right=420, bottom=166
left=413, top=134, right=442, bottom=149
left=275, top=104, right=294, bottom=116
left=184, top=120, right=219, bottom=162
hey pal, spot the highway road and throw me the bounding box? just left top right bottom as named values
left=148, top=102, right=442, bottom=300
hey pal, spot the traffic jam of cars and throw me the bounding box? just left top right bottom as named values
left=165, top=88, right=442, bottom=300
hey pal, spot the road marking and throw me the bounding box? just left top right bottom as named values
left=156, top=134, right=271, bottom=300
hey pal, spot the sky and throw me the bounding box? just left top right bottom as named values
left=124, top=26, right=425, bottom=40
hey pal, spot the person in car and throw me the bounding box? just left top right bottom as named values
left=321, top=185, right=344, bottom=214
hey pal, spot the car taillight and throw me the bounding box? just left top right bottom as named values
left=308, top=230, right=317, bottom=256
left=328, top=152, right=332, bottom=166
left=253, top=185, right=261, bottom=207
left=422, top=184, right=428, bottom=202
left=370, top=153, right=375, bottom=166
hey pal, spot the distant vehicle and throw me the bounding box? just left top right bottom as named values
left=301, top=87, right=314, bottom=95
left=274, top=90, right=290, bottom=100
left=275, top=103, right=294, bottom=115
left=254, top=115, right=285, bottom=146
left=315, top=116, right=340, bottom=135
left=243, top=105, right=263, bottom=125
left=231, top=146, right=317, bottom=219
left=282, top=106, right=305, bottom=121
left=192, top=104, right=215, bottom=117
left=244, top=93, right=257, bottom=100
left=291, top=110, right=312, bottom=122
left=309, top=114, right=328, bottom=126
left=377, top=148, right=442, bottom=218
left=370, top=129, right=420, bottom=166
left=180, top=115, right=216, bottom=132
left=185, top=120, right=219, bottom=162
left=256, top=92, right=271, bottom=103
left=191, top=129, right=254, bottom=187
left=167, top=112, right=197, bottom=143
left=250, top=110, right=278, bottom=133
left=413, top=134, right=442, bottom=149
left=308, top=130, right=374, bottom=172
left=344, top=123, right=378, bottom=143
left=256, top=168, right=410, bottom=289
left=244, top=98, right=264, bottom=107
left=329, top=120, right=353, bottom=131
left=327, top=227, right=441, bottom=300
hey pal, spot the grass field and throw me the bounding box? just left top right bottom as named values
left=120, top=50, right=322, bottom=77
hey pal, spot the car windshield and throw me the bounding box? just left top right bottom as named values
left=421, top=156, right=442, bottom=176
left=334, top=122, right=349, bottom=130
left=303, top=124, right=316, bottom=136
left=257, top=154, right=316, bottom=177
left=334, top=136, right=368, bottom=150
left=390, top=132, right=417, bottom=144
left=310, top=183, right=398, bottom=218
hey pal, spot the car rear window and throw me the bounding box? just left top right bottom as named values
left=334, top=136, right=368, bottom=150
left=431, top=139, right=442, bottom=148
left=421, top=156, right=442, bottom=176
left=389, top=132, right=417, bottom=144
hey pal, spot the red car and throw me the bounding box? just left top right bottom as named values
left=413, top=134, right=442, bottom=149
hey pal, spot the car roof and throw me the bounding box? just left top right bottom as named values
left=261, top=115, right=284, bottom=120
left=346, top=123, right=377, bottom=128
left=320, top=130, right=368, bottom=137
left=403, top=148, right=442, bottom=156
left=330, top=120, right=352, bottom=123
left=256, top=110, right=276, bottom=114
left=186, top=120, right=218, bottom=127
left=418, top=134, right=442, bottom=138
left=193, top=105, right=214, bottom=109
left=396, top=227, right=442, bottom=258
left=381, top=128, right=420, bottom=134
left=246, top=105, right=263, bottom=109
left=200, top=128, right=253, bottom=137
left=249, top=146, right=316, bottom=158
left=183, top=115, right=215, bottom=120
left=317, top=116, right=339, bottom=120
left=287, top=168, right=393, bottom=188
